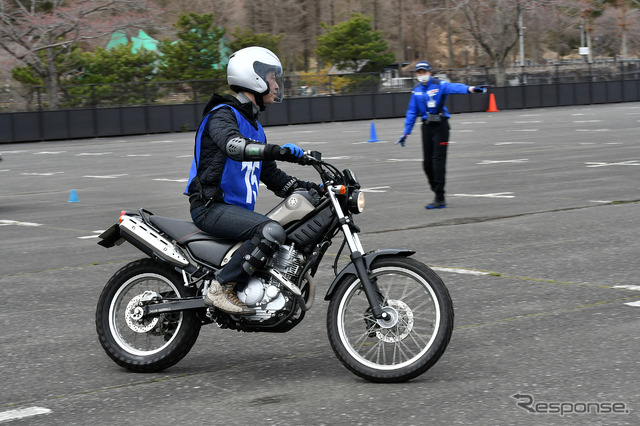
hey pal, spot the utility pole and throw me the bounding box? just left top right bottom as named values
left=519, top=8, right=525, bottom=67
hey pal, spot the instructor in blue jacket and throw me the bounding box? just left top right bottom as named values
left=397, top=61, right=487, bottom=209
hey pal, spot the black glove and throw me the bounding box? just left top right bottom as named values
left=471, top=85, right=489, bottom=93
left=396, top=134, right=408, bottom=147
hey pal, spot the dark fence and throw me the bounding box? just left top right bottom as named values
left=2, top=78, right=640, bottom=143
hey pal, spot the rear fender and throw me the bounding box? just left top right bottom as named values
left=324, top=249, right=414, bottom=301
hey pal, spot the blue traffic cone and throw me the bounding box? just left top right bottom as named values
left=367, top=122, right=381, bottom=142
left=68, top=189, right=79, bottom=203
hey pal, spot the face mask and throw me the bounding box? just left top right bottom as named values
left=417, top=74, right=430, bottom=83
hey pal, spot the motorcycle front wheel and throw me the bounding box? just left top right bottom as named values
left=327, top=256, right=453, bottom=383
left=96, top=258, right=202, bottom=372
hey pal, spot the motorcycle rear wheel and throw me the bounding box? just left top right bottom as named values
left=95, top=258, right=202, bottom=372
left=327, top=256, right=453, bottom=383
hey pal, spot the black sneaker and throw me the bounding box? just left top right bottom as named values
left=426, top=199, right=446, bottom=209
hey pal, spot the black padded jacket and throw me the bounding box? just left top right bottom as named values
left=187, top=93, right=312, bottom=208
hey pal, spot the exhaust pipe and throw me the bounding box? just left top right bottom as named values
left=119, top=216, right=189, bottom=267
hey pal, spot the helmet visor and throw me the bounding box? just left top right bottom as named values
left=254, top=62, right=284, bottom=103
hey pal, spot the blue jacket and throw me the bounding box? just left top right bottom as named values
left=403, top=77, right=471, bottom=135
left=185, top=94, right=298, bottom=211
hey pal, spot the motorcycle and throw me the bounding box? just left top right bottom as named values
left=95, top=150, right=454, bottom=383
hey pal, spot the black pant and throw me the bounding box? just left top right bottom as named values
left=421, top=119, right=450, bottom=201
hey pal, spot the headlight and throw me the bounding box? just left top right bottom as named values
left=348, top=190, right=365, bottom=214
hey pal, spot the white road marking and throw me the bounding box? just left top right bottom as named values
left=153, top=178, right=188, bottom=182
left=625, top=301, right=640, bottom=307
left=0, top=407, right=51, bottom=422
left=151, top=140, right=176, bottom=143
left=506, top=129, right=539, bottom=132
left=573, top=120, right=603, bottom=123
left=614, top=285, right=640, bottom=291
left=361, top=186, right=390, bottom=193
left=494, top=142, right=534, bottom=145
left=494, top=142, right=533, bottom=145
left=575, top=128, right=610, bottom=132
left=1, top=150, right=28, bottom=154
left=0, top=220, right=42, bottom=227
left=585, top=160, right=640, bottom=168
left=123, top=154, right=151, bottom=157
left=83, top=174, right=129, bottom=178
left=387, top=158, right=422, bottom=162
left=21, top=172, right=64, bottom=176
left=34, top=151, right=65, bottom=155
left=432, top=267, right=489, bottom=276
left=478, top=159, right=528, bottom=165
left=453, top=192, right=515, bottom=198
left=76, top=152, right=112, bottom=156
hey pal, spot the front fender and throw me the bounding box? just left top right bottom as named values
left=324, top=249, right=415, bottom=301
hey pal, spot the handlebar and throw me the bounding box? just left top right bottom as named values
left=298, top=150, right=323, bottom=166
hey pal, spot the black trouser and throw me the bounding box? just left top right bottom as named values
left=421, top=119, right=450, bottom=201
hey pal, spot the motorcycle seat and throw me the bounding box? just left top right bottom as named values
left=149, top=216, right=238, bottom=267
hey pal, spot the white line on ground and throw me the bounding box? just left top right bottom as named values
left=585, top=160, right=640, bottom=167
left=453, top=192, right=515, bottom=198
left=0, top=407, right=52, bottom=422
left=478, top=159, right=528, bottom=165
left=494, top=142, right=534, bottom=145
left=360, top=186, right=390, bottom=193
left=614, top=285, right=640, bottom=291
left=21, top=172, right=64, bottom=176
left=83, top=174, right=129, bottom=178
left=624, top=301, right=640, bottom=307
left=432, top=267, right=489, bottom=276
left=76, top=152, right=113, bottom=156
left=0, top=220, right=42, bottom=227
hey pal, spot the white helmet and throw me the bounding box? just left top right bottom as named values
left=227, top=46, right=283, bottom=103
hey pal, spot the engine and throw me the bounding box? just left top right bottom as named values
left=236, top=244, right=305, bottom=320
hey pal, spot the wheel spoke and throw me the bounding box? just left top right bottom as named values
left=110, top=273, right=182, bottom=356
left=335, top=265, right=444, bottom=371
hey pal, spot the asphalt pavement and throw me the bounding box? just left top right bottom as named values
left=1, top=102, right=639, bottom=425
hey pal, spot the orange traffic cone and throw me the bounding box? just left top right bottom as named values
left=487, top=93, right=500, bottom=112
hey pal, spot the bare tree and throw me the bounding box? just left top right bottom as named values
left=450, top=0, right=525, bottom=85
left=0, top=0, right=162, bottom=108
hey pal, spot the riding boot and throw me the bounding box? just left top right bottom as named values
left=204, top=279, right=256, bottom=315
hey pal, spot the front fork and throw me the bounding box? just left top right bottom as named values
left=328, top=188, right=390, bottom=321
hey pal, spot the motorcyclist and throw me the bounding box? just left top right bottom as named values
left=185, top=46, right=316, bottom=315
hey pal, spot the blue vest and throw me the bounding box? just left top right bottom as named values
left=185, top=104, right=266, bottom=211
